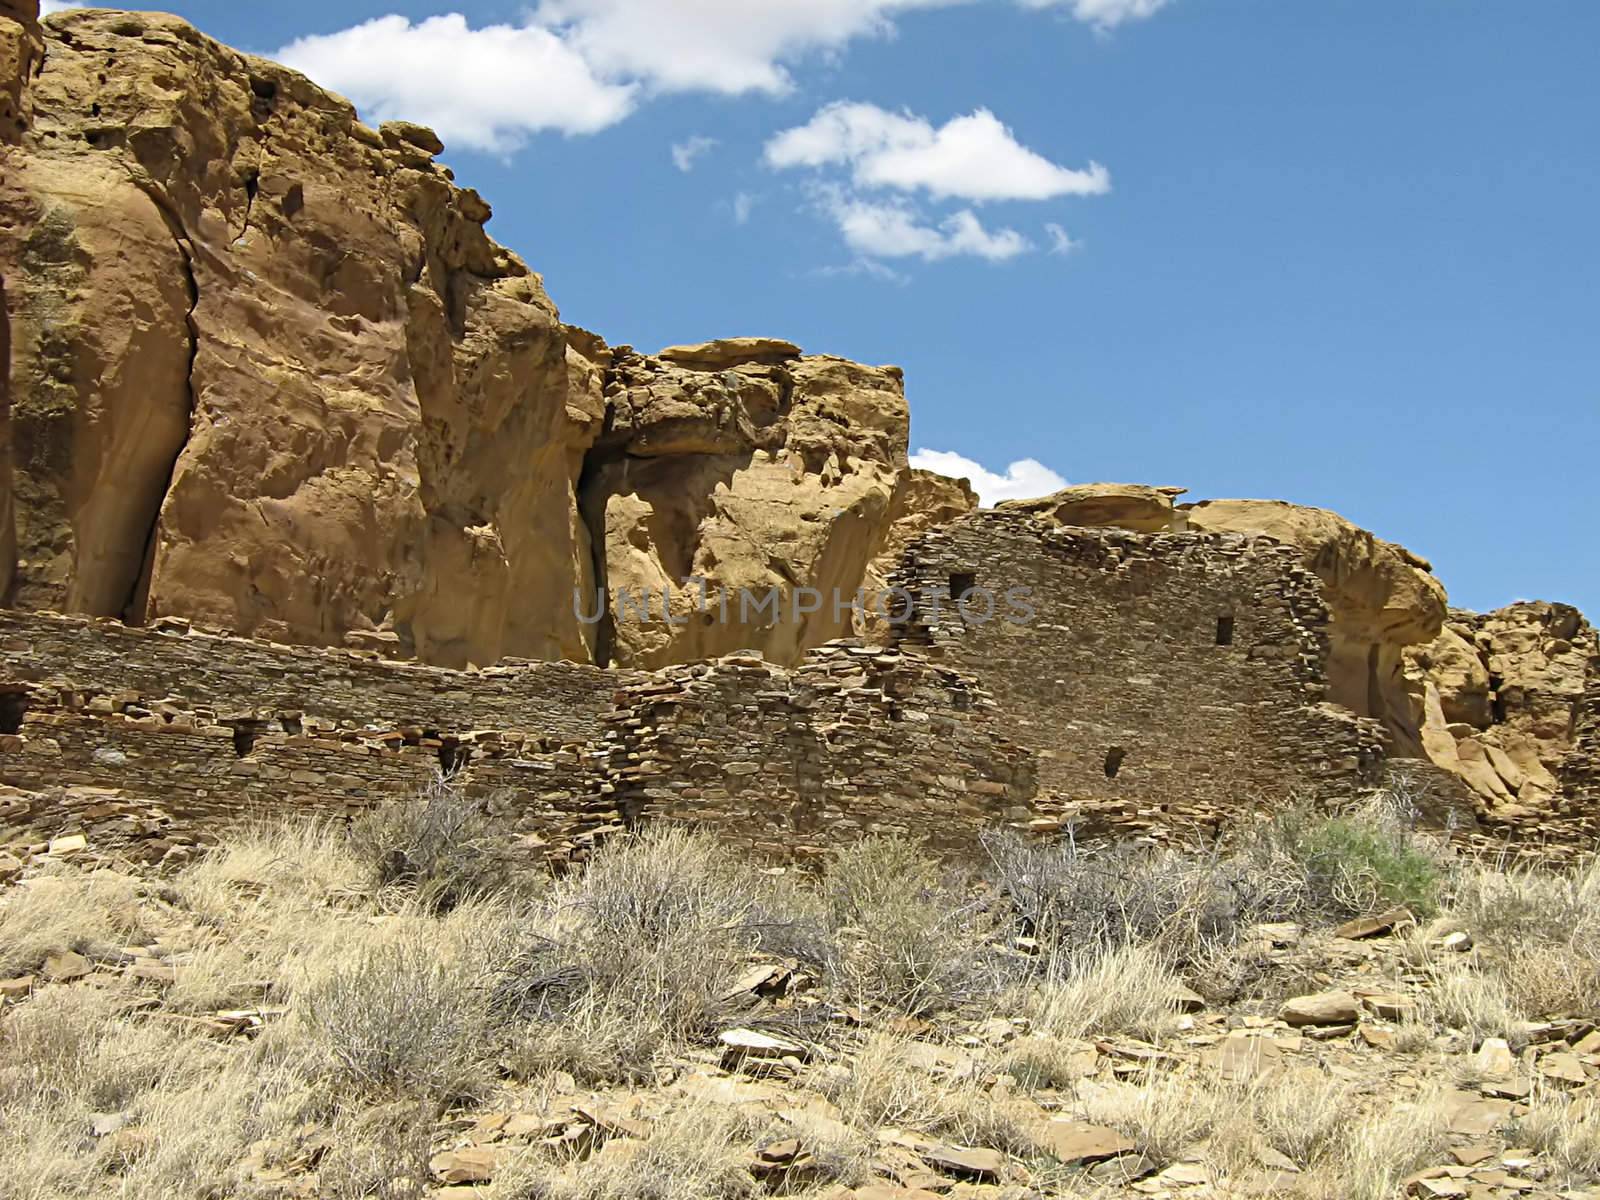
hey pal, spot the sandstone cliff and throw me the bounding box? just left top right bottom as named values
left=1408, top=602, right=1600, bottom=819
left=575, top=335, right=909, bottom=668
left=0, top=5, right=910, bottom=671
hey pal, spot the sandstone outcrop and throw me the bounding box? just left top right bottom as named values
left=578, top=336, right=908, bottom=668
left=0, top=6, right=910, bottom=672
left=0, top=0, right=42, bottom=144
left=999, top=483, right=1186, bottom=534
left=1408, top=602, right=1599, bottom=818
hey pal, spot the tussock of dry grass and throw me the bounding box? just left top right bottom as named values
left=0, top=865, right=152, bottom=978
left=490, top=1105, right=761, bottom=1200
left=1020, top=942, right=1190, bottom=1044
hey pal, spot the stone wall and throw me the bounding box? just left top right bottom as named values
left=1558, top=671, right=1600, bottom=816
left=888, top=512, right=1388, bottom=836
left=600, top=643, right=1040, bottom=859
left=0, top=610, right=1036, bottom=863
left=0, top=610, right=634, bottom=740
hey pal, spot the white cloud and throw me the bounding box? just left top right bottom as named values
left=732, top=192, right=758, bottom=224
left=671, top=135, right=718, bottom=172
left=1021, top=0, right=1173, bottom=30
left=39, top=0, right=85, bottom=13
left=274, top=3, right=1172, bottom=158
left=534, top=0, right=960, bottom=95
left=766, top=102, right=1108, bottom=202
left=821, top=191, right=1032, bottom=262
left=1045, top=222, right=1081, bottom=254
left=909, top=449, right=1068, bottom=505
left=276, top=15, right=637, bottom=154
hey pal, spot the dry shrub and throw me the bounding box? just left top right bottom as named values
left=983, top=829, right=1303, bottom=974
left=489, top=1105, right=759, bottom=1200
left=1255, top=793, right=1444, bottom=920
left=291, top=907, right=505, bottom=1101
left=349, top=778, right=534, bottom=914
left=822, top=835, right=1006, bottom=1016
left=0, top=865, right=151, bottom=977
left=1018, top=943, right=1191, bottom=1044
left=494, top=827, right=789, bottom=1082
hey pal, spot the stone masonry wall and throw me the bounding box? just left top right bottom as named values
left=599, top=643, right=1040, bottom=859
left=1558, top=669, right=1600, bottom=813
left=889, top=512, right=1387, bottom=837
left=0, top=610, right=1037, bottom=864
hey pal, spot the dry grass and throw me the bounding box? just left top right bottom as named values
left=821, top=835, right=1006, bottom=1016
left=1510, top=1096, right=1600, bottom=1187
left=1301, top=1087, right=1452, bottom=1200
left=489, top=1105, right=761, bottom=1200
left=1019, top=942, right=1191, bottom=1044
left=0, top=864, right=152, bottom=977
left=2, top=801, right=1595, bottom=1200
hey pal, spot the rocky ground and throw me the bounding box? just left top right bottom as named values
left=1, top=793, right=1598, bottom=1200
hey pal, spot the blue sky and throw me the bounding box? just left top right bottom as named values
left=45, top=1, right=1598, bottom=616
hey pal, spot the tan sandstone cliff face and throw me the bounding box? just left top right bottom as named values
left=576, top=336, right=909, bottom=669
left=1408, top=603, right=1599, bottom=818
left=0, top=7, right=913, bottom=672
left=1181, top=500, right=1448, bottom=757
left=1, top=7, right=605, bottom=668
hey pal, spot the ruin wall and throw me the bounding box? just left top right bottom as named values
left=0, top=611, right=1039, bottom=864
left=888, top=512, right=1388, bottom=836
left=601, top=643, right=1041, bottom=859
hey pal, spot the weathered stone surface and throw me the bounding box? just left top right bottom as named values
left=0, top=0, right=42, bottom=144
left=1281, top=991, right=1361, bottom=1028
left=1183, top=499, right=1448, bottom=754
left=582, top=343, right=908, bottom=668
left=1000, top=483, right=1186, bottom=534
left=1408, top=603, right=1598, bottom=820
left=0, top=9, right=600, bottom=667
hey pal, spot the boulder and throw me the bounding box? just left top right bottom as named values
left=1280, top=990, right=1361, bottom=1027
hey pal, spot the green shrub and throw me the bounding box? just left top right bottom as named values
left=1273, top=803, right=1442, bottom=919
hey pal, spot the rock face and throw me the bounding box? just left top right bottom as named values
left=1181, top=500, right=1448, bottom=756
left=1408, top=603, right=1599, bottom=818
left=0, top=8, right=908, bottom=671
left=0, top=7, right=601, bottom=667
left=578, top=336, right=908, bottom=668
left=999, top=483, right=1186, bottom=534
